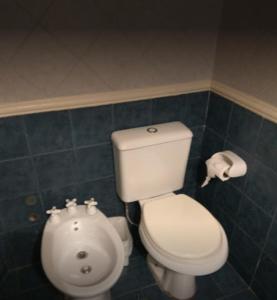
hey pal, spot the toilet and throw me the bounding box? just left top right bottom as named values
left=41, top=199, right=125, bottom=300
left=112, top=121, right=228, bottom=299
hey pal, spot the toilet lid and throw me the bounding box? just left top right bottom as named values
left=142, top=194, right=222, bottom=259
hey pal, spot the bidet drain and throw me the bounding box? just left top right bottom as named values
left=80, top=265, right=92, bottom=274
left=77, top=251, right=88, bottom=259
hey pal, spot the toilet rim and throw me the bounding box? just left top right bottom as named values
left=139, top=220, right=228, bottom=275
left=140, top=193, right=223, bottom=259
left=140, top=218, right=224, bottom=263
left=41, top=213, right=125, bottom=298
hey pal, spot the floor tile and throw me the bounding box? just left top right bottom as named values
left=211, top=262, right=247, bottom=296
left=222, top=289, right=259, bottom=300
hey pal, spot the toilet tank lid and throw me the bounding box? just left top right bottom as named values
left=112, top=121, right=193, bottom=150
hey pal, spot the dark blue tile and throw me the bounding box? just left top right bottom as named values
left=0, top=194, right=43, bottom=233
left=227, top=104, right=262, bottom=154
left=34, top=151, right=76, bottom=190
left=237, top=195, right=272, bottom=247
left=0, top=117, right=29, bottom=161
left=264, top=218, right=277, bottom=264
left=141, top=285, right=171, bottom=300
left=18, top=264, right=48, bottom=292
left=131, top=255, right=155, bottom=288
left=206, top=93, right=232, bottom=137
left=180, top=184, right=197, bottom=198
left=114, top=100, right=152, bottom=130
left=25, top=111, right=72, bottom=155
left=223, top=290, right=259, bottom=300
left=255, top=119, right=277, bottom=173
left=71, top=105, right=113, bottom=147
left=0, top=256, right=7, bottom=280
left=229, top=226, right=261, bottom=283
left=183, top=91, right=209, bottom=127
left=213, top=182, right=241, bottom=220
left=0, top=270, right=19, bottom=298
left=117, top=290, right=141, bottom=300
left=195, top=179, right=217, bottom=211
left=8, top=224, right=42, bottom=268
left=211, top=262, right=247, bottom=296
left=185, top=157, right=202, bottom=186
left=112, top=258, right=144, bottom=297
left=152, top=95, right=185, bottom=124
left=201, top=128, right=224, bottom=160
left=252, top=254, right=277, bottom=300
left=195, top=275, right=223, bottom=300
left=76, top=144, right=113, bottom=182
left=245, top=160, right=277, bottom=217
left=19, top=284, right=64, bottom=300
left=0, top=233, right=15, bottom=269
left=41, top=184, right=77, bottom=211
left=190, top=126, right=205, bottom=159
left=0, top=158, right=36, bottom=201
left=77, top=177, right=124, bottom=216
left=129, top=229, right=147, bottom=259
left=213, top=206, right=235, bottom=240
left=223, top=141, right=253, bottom=192
left=252, top=279, right=274, bottom=300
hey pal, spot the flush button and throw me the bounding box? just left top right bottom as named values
left=147, top=127, right=158, bottom=133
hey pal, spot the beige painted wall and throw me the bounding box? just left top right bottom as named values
left=213, top=0, right=277, bottom=107
left=0, top=0, right=221, bottom=105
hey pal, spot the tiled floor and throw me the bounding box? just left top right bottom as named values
left=1, top=241, right=259, bottom=300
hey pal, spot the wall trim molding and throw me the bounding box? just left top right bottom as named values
left=211, top=81, right=277, bottom=123
left=0, top=80, right=210, bottom=118
left=0, top=79, right=276, bottom=123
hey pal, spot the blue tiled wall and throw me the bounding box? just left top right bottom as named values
left=1, top=91, right=275, bottom=299
left=197, top=92, right=277, bottom=300
left=0, top=92, right=208, bottom=298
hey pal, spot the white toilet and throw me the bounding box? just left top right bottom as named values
left=41, top=199, right=125, bottom=300
left=112, top=121, right=228, bottom=299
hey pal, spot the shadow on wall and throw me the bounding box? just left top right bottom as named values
left=196, top=92, right=277, bottom=300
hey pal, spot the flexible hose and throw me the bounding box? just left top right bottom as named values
left=125, top=203, right=138, bottom=227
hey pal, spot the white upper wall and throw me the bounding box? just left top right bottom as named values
left=213, top=0, right=277, bottom=107
left=0, top=0, right=221, bottom=104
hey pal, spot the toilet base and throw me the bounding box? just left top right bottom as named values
left=68, top=290, right=111, bottom=300
left=147, top=255, right=196, bottom=300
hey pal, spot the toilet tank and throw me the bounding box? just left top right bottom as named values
left=111, top=122, right=193, bottom=203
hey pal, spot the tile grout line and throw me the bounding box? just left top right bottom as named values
left=252, top=117, right=264, bottom=160
left=204, top=90, right=211, bottom=125
left=21, top=116, right=45, bottom=212
left=67, top=110, right=80, bottom=187
left=223, top=102, right=234, bottom=148
left=249, top=208, right=277, bottom=287
left=222, top=206, right=269, bottom=255
left=215, top=287, right=254, bottom=300
left=0, top=142, right=112, bottom=166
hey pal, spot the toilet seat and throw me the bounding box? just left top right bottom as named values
left=141, top=194, right=221, bottom=260
left=139, top=194, right=228, bottom=275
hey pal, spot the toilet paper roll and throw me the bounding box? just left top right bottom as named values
left=201, top=151, right=247, bottom=188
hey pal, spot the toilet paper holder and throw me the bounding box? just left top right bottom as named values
left=201, top=151, right=247, bottom=188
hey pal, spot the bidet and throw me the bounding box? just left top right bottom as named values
left=41, top=198, right=125, bottom=300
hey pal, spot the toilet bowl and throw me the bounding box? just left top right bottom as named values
left=139, top=193, right=228, bottom=299
left=41, top=202, right=124, bottom=300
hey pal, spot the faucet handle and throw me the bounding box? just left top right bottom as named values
left=65, top=198, right=77, bottom=208
left=84, top=198, right=98, bottom=207
left=84, top=198, right=98, bottom=215
left=46, top=206, right=61, bottom=215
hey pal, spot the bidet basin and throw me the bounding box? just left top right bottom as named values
left=41, top=205, right=124, bottom=299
